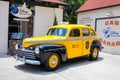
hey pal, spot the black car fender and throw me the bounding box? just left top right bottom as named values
left=36, top=44, right=67, bottom=63
left=90, top=40, right=102, bottom=52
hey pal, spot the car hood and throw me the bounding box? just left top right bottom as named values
left=22, top=35, right=66, bottom=47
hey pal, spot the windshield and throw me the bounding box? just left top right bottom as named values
left=47, top=28, right=67, bottom=36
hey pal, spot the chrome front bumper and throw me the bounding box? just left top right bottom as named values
left=15, top=55, right=41, bottom=65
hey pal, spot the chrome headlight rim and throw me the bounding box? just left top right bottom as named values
left=15, top=43, right=22, bottom=50
left=29, top=46, right=34, bottom=50
left=15, top=44, right=19, bottom=50
left=35, top=47, right=40, bottom=54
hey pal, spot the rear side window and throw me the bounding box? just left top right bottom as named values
left=82, top=28, right=90, bottom=36
left=70, top=29, right=80, bottom=37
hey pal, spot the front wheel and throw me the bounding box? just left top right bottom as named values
left=44, top=53, right=60, bottom=71
left=89, top=47, right=99, bottom=61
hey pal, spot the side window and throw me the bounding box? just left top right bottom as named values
left=91, top=29, right=96, bottom=36
left=70, top=29, right=80, bottom=37
left=82, top=28, right=90, bottom=36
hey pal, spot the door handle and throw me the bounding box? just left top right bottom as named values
left=72, top=44, right=79, bottom=48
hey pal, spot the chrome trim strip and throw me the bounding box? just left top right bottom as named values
left=20, top=48, right=35, bottom=53
left=15, top=55, right=41, bottom=65
left=44, top=48, right=65, bottom=52
left=25, top=36, right=97, bottom=44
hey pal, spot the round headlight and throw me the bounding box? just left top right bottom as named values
left=15, top=44, right=19, bottom=50
left=29, top=47, right=34, bottom=50
left=35, top=47, right=40, bottom=54
left=15, top=43, right=22, bottom=50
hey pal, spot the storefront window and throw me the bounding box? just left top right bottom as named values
left=9, top=13, right=34, bottom=40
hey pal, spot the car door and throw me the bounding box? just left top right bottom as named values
left=82, top=28, right=91, bottom=56
left=66, top=28, right=83, bottom=59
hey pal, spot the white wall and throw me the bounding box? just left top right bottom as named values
left=0, top=1, right=9, bottom=53
left=34, top=6, right=63, bottom=36
left=77, top=6, right=120, bottom=29
left=55, top=8, right=63, bottom=24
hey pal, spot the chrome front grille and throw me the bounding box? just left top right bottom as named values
left=17, top=48, right=36, bottom=60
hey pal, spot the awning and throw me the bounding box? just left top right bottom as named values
left=40, top=0, right=68, bottom=5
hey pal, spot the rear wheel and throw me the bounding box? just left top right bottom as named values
left=44, top=53, right=60, bottom=71
left=89, top=47, right=99, bottom=61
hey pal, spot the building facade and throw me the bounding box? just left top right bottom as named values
left=77, top=0, right=120, bottom=54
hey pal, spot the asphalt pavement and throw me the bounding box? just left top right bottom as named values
left=0, top=52, right=120, bottom=80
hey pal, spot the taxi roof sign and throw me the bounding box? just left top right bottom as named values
left=60, top=22, right=69, bottom=25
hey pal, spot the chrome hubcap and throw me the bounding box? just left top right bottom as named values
left=51, top=59, right=56, bottom=64
left=93, top=52, right=97, bottom=56
left=93, top=48, right=98, bottom=58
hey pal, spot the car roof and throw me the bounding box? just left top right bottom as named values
left=51, top=24, right=93, bottom=29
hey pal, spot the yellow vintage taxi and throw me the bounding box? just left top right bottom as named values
left=15, top=24, right=102, bottom=71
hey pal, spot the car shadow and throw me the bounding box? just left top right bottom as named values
left=15, top=56, right=104, bottom=75
left=57, top=57, right=103, bottom=72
